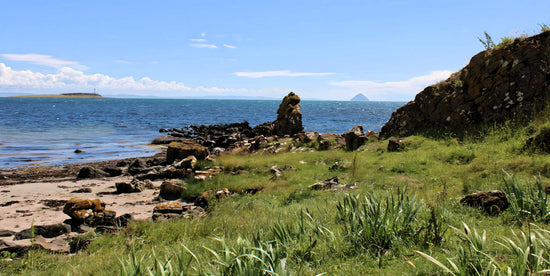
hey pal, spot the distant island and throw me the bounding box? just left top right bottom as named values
left=350, top=93, right=370, bottom=101
left=12, top=93, right=104, bottom=99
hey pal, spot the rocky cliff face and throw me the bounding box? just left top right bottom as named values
left=380, top=31, right=550, bottom=138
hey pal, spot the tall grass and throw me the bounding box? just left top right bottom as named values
left=502, top=171, right=549, bottom=225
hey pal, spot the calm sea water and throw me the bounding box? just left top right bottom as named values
left=0, top=98, right=404, bottom=169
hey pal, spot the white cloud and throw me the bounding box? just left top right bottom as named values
left=331, top=70, right=453, bottom=100
left=189, top=43, right=218, bottom=49
left=190, top=38, right=207, bottom=42
left=0, top=62, right=291, bottom=98
left=223, top=44, right=237, bottom=49
left=201, top=33, right=206, bottom=37
left=1, top=53, right=88, bottom=70
left=234, top=70, right=335, bottom=78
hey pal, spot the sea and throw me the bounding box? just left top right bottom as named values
left=0, top=98, right=405, bottom=169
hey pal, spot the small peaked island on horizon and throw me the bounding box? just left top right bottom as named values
left=11, top=92, right=104, bottom=99
left=350, top=93, right=370, bottom=101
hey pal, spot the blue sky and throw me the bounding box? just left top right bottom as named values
left=0, top=0, right=549, bottom=101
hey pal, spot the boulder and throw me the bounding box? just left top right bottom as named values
left=167, top=141, right=210, bottom=163
left=62, top=198, right=117, bottom=226
left=460, top=190, right=510, bottom=215
left=273, top=92, right=304, bottom=136
left=342, top=125, right=368, bottom=151
left=115, top=180, right=144, bottom=193
left=128, top=158, right=149, bottom=175
left=159, top=181, right=185, bottom=200
left=33, top=235, right=70, bottom=254
left=77, top=167, right=109, bottom=179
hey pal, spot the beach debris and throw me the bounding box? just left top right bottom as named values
left=460, top=190, right=509, bottom=215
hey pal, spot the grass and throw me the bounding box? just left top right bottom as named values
left=5, top=117, right=550, bottom=275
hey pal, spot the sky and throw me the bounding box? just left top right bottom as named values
left=0, top=0, right=549, bottom=101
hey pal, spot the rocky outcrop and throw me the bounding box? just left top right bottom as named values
left=342, top=125, right=369, bottom=151
left=273, top=92, right=304, bottom=136
left=381, top=31, right=550, bottom=138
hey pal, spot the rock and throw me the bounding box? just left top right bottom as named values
left=309, top=176, right=340, bottom=190
left=167, top=141, right=210, bottom=163
left=77, top=166, right=109, bottom=179
left=74, top=149, right=83, bottom=153
left=329, top=162, right=344, bottom=171
left=62, top=198, right=117, bottom=226
left=342, top=125, right=368, bottom=151
left=151, top=136, right=184, bottom=145
left=270, top=167, right=283, bottom=178
left=71, top=187, right=92, bottom=193
left=460, top=190, right=510, bottom=215
left=194, top=166, right=224, bottom=181
left=14, top=223, right=71, bottom=240
left=380, top=31, right=550, bottom=138
left=103, top=167, right=123, bottom=177
left=33, top=236, right=70, bottom=254
left=128, top=158, right=149, bottom=175
left=152, top=201, right=183, bottom=221
left=115, top=181, right=143, bottom=193
left=387, top=138, right=404, bottom=152
left=173, top=155, right=197, bottom=169
left=159, top=181, right=185, bottom=200
left=273, top=92, right=304, bottom=136
left=0, top=230, right=15, bottom=237
left=0, top=239, right=30, bottom=256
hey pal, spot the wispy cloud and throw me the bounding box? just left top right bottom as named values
left=114, top=59, right=132, bottom=64
left=234, top=70, right=334, bottom=78
left=223, top=44, right=237, bottom=49
left=331, top=70, right=453, bottom=100
left=1, top=53, right=89, bottom=70
left=189, top=43, right=218, bottom=49
left=190, top=38, right=207, bottom=42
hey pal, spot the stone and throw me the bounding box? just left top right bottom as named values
left=342, top=125, right=368, bottom=151
left=62, top=198, right=118, bottom=226
left=128, top=158, right=149, bottom=175
left=309, top=176, right=340, bottom=190
left=71, top=187, right=92, bottom=193
left=152, top=201, right=183, bottom=221
left=103, top=167, right=123, bottom=177
left=173, top=155, right=197, bottom=169
left=33, top=236, right=70, bottom=254
left=387, top=138, right=404, bottom=152
left=77, top=167, right=109, bottom=179
left=14, top=223, right=71, bottom=240
left=0, top=239, right=30, bottom=256
left=159, top=181, right=185, bottom=200
left=273, top=92, right=304, bottom=136
left=166, top=141, right=210, bottom=163
left=270, top=167, right=283, bottom=178
left=0, top=230, right=15, bottom=237
left=115, top=181, right=144, bottom=193
left=151, top=136, right=185, bottom=145
left=460, top=190, right=510, bottom=215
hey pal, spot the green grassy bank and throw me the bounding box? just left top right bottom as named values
left=3, top=117, right=550, bottom=275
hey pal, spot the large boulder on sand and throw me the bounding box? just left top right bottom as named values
left=166, top=141, right=210, bottom=163
left=273, top=92, right=304, bottom=136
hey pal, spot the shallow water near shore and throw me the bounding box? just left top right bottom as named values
left=0, top=97, right=404, bottom=169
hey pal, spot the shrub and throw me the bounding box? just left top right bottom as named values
left=502, top=171, right=549, bottom=225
